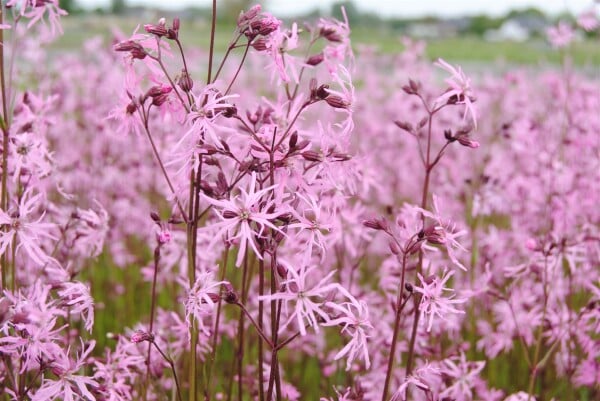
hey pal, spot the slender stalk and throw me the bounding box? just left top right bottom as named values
left=212, top=33, right=244, bottom=83
left=0, top=4, right=9, bottom=291
left=144, top=246, right=161, bottom=396
left=207, top=0, right=217, bottom=85
left=258, top=258, right=265, bottom=401
left=235, top=301, right=273, bottom=349
left=236, top=250, right=250, bottom=401
left=405, top=111, right=436, bottom=378
left=139, top=109, right=189, bottom=222
left=206, top=246, right=230, bottom=399
left=224, top=42, right=251, bottom=96
left=152, top=341, right=184, bottom=401
left=381, top=250, right=410, bottom=401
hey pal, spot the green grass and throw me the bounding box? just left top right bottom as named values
left=53, top=15, right=600, bottom=67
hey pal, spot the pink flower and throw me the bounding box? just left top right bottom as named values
left=0, top=189, right=56, bottom=265
left=323, top=297, right=373, bottom=370
left=57, top=281, right=95, bottom=333
left=577, top=9, right=599, bottom=32
left=32, top=340, right=97, bottom=401
left=434, top=58, right=477, bottom=128
left=416, top=194, right=468, bottom=271
left=413, top=269, right=467, bottom=332
left=258, top=263, right=341, bottom=336
left=391, top=362, right=441, bottom=401
left=440, top=352, right=486, bottom=401
left=184, top=270, right=227, bottom=334
left=202, top=173, right=285, bottom=266
left=546, top=21, right=575, bottom=49
left=288, top=193, right=333, bottom=263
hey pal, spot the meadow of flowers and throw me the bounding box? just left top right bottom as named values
left=0, top=1, right=598, bottom=401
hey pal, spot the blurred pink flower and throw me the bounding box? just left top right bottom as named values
left=546, top=21, right=575, bottom=48
left=32, top=340, right=97, bottom=401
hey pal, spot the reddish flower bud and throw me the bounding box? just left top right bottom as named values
left=456, top=135, right=480, bottom=149
left=363, top=218, right=389, bottom=231
left=395, top=120, right=413, bottom=133
left=325, top=95, right=350, bottom=109
left=306, top=53, right=324, bottom=66
left=144, top=22, right=168, bottom=37
left=131, top=330, right=154, bottom=343
left=177, top=70, right=194, bottom=92
left=302, top=150, right=323, bottom=162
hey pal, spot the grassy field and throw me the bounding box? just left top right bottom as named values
left=55, top=15, right=600, bottom=67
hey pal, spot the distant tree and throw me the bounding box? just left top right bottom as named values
left=468, top=15, right=502, bottom=36
left=220, top=0, right=258, bottom=22
left=60, top=0, right=77, bottom=13
left=506, top=7, right=547, bottom=21
left=331, top=1, right=359, bottom=25
left=111, top=0, right=126, bottom=15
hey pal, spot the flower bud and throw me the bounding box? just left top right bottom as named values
left=131, top=330, right=154, bottom=343
left=306, top=53, right=324, bottom=66
left=325, top=95, right=350, bottom=109
left=177, top=70, right=194, bottom=92
left=302, top=150, right=323, bottom=162
left=456, top=135, right=480, bottom=149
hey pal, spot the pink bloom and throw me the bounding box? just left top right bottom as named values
left=184, top=270, right=227, bottom=334
left=546, top=21, right=575, bottom=49
left=434, top=58, right=477, bottom=128
left=258, top=263, right=341, bottom=336
left=202, top=173, right=284, bottom=266
left=288, top=193, right=333, bottom=263
left=413, top=269, right=467, bottom=332
left=0, top=189, right=56, bottom=265
left=391, top=362, right=441, bottom=401
left=32, top=340, right=97, bottom=401
left=323, top=297, right=373, bottom=370
left=440, top=353, right=486, bottom=401
left=577, top=9, right=599, bottom=31
left=416, top=194, right=468, bottom=271
left=57, top=281, right=95, bottom=333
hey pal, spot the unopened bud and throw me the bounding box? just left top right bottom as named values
left=177, top=70, right=194, bottom=92
left=150, top=212, right=161, bottom=223
left=325, top=95, right=350, bottom=109
left=302, top=150, right=323, bottom=162
left=389, top=239, right=401, bottom=255
left=289, top=131, right=298, bottom=149
left=395, top=121, right=413, bottom=133
left=144, top=22, right=168, bottom=37
left=363, top=218, right=389, bottom=231
left=306, top=53, right=324, bottom=66
left=456, top=135, right=480, bottom=149
left=131, top=330, right=154, bottom=343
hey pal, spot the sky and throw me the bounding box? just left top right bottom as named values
left=77, top=0, right=595, bottom=18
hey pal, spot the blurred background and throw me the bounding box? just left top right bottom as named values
left=55, top=0, right=600, bottom=67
